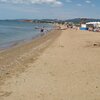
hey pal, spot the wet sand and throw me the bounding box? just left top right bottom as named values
left=0, top=29, right=100, bottom=100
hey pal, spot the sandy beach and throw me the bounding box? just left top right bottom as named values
left=0, top=29, right=100, bottom=100
left=0, top=30, right=61, bottom=84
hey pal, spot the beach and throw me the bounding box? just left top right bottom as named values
left=0, top=30, right=61, bottom=84
left=0, top=29, right=100, bottom=100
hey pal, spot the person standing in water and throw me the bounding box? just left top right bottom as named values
left=40, top=27, right=45, bottom=36
left=40, top=28, right=44, bottom=32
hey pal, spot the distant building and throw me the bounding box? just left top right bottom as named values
left=86, top=22, right=100, bottom=32
left=80, top=24, right=88, bottom=30
left=86, top=22, right=100, bottom=28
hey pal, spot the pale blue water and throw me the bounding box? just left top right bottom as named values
left=0, top=20, right=53, bottom=49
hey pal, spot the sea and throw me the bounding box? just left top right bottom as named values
left=0, top=20, right=54, bottom=50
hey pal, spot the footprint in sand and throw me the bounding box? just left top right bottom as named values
left=0, top=91, right=12, bottom=97
left=85, top=41, right=100, bottom=48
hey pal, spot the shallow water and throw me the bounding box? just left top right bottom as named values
left=0, top=20, right=53, bottom=49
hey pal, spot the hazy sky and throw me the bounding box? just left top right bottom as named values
left=0, top=0, right=100, bottom=19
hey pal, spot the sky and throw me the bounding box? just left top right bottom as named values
left=0, top=0, right=100, bottom=19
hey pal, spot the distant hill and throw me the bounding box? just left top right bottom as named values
left=65, top=18, right=100, bottom=23
left=1, top=18, right=100, bottom=24
left=31, top=18, right=100, bottom=24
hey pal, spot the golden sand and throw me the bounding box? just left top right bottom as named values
left=0, top=29, right=100, bottom=100
left=0, top=30, right=61, bottom=85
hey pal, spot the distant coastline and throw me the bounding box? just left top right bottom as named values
left=1, top=18, right=100, bottom=24
left=19, top=20, right=33, bottom=23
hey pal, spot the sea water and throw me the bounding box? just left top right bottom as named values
left=0, top=20, right=53, bottom=49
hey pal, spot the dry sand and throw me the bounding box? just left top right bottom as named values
left=0, top=29, right=100, bottom=100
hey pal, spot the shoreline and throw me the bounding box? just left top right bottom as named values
left=0, top=29, right=61, bottom=85
left=0, top=21, right=54, bottom=52
left=0, top=29, right=52, bottom=52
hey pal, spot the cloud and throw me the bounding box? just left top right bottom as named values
left=85, top=0, right=91, bottom=4
left=0, top=0, right=62, bottom=5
